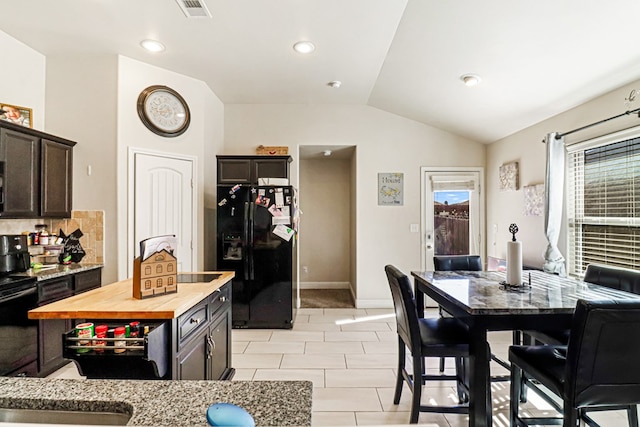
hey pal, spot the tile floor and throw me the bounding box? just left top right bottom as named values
left=51, top=307, right=631, bottom=426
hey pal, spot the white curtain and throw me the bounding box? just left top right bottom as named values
left=543, top=132, right=567, bottom=276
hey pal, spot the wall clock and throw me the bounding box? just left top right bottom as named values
left=137, top=85, right=190, bottom=137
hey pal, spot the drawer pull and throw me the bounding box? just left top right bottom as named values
left=190, top=318, right=202, bottom=324
left=219, top=296, right=227, bottom=302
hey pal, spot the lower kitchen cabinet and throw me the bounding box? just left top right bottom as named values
left=56, top=279, right=234, bottom=380
left=176, top=326, right=208, bottom=380
left=36, top=268, right=102, bottom=377
left=176, top=283, right=233, bottom=380
left=176, top=309, right=231, bottom=380
left=38, top=318, right=72, bottom=377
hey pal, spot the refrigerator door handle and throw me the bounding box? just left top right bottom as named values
left=249, top=201, right=255, bottom=280
left=243, top=201, right=250, bottom=281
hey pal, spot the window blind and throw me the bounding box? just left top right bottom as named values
left=567, top=133, right=640, bottom=276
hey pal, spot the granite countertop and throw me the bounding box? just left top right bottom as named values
left=15, top=263, right=103, bottom=281
left=412, top=269, right=640, bottom=315
left=0, top=377, right=312, bottom=426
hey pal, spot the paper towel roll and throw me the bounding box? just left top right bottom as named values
left=507, top=241, right=523, bottom=285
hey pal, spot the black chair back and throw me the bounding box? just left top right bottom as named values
left=584, top=264, right=640, bottom=294
left=566, top=299, right=640, bottom=408
left=384, top=265, right=420, bottom=355
left=434, top=255, right=482, bottom=271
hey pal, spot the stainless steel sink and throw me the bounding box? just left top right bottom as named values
left=0, top=407, right=131, bottom=425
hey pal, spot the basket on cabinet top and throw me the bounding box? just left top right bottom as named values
left=256, top=145, right=288, bottom=155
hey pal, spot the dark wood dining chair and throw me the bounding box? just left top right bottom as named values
left=510, top=299, right=640, bottom=427
left=433, top=255, right=488, bottom=371
left=517, top=264, right=640, bottom=427
left=384, top=264, right=474, bottom=423
left=525, top=263, right=640, bottom=346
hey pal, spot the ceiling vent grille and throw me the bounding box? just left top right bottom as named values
left=175, top=0, right=212, bottom=18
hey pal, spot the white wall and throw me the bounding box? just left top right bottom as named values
left=225, top=104, right=486, bottom=307
left=116, top=56, right=224, bottom=280
left=45, top=55, right=119, bottom=283
left=0, top=29, right=46, bottom=129
left=31, top=52, right=225, bottom=283
left=487, top=78, right=640, bottom=270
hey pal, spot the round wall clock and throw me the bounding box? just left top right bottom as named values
left=137, top=85, right=190, bottom=137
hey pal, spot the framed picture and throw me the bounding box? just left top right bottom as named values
left=0, top=103, right=32, bottom=128
left=378, top=172, right=403, bottom=206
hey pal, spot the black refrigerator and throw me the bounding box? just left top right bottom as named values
left=217, top=184, right=298, bottom=329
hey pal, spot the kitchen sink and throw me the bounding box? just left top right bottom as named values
left=0, top=407, right=131, bottom=425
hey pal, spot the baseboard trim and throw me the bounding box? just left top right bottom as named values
left=355, top=299, right=394, bottom=309
left=300, top=281, right=350, bottom=290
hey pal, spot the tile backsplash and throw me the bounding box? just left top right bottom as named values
left=0, top=210, right=105, bottom=264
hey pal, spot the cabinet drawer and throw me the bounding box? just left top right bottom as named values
left=38, top=276, right=73, bottom=304
left=210, top=283, right=230, bottom=314
left=178, top=300, right=209, bottom=349
left=74, top=268, right=102, bottom=293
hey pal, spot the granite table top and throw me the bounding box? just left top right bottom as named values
left=411, top=269, right=640, bottom=315
left=0, top=377, right=312, bottom=426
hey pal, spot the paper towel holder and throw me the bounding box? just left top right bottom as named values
left=509, top=223, right=519, bottom=241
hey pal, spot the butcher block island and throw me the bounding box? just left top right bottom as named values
left=29, top=272, right=235, bottom=381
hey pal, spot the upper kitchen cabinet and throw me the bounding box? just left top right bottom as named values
left=217, top=155, right=291, bottom=185
left=41, top=139, right=73, bottom=217
left=0, top=121, right=76, bottom=218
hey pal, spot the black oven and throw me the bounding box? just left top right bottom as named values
left=0, top=276, right=38, bottom=376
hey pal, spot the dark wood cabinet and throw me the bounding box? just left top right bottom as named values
left=73, top=268, right=102, bottom=293
left=37, top=268, right=102, bottom=377
left=41, top=139, right=73, bottom=218
left=217, top=155, right=291, bottom=185
left=177, top=327, right=208, bottom=380
left=176, top=281, right=232, bottom=380
left=209, top=309, right=231, bottom=380
left=0, top=121, right=75, bottom=219
left=0, top=128, right=39, bottom=217
left=38, top=318, right=72, bottom=377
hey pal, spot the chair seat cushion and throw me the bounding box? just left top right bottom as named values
left=418, top=317, right=470, bottom=357
left=509, top=345, right=567, bottom=397
left=525, top=328, right=570, bottom=346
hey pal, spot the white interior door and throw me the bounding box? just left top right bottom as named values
left=134, top=152, right=194, bottom=273
left=422, top=168, right=484, bottom=271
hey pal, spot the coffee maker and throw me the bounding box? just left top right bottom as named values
left=0, top=235, right=30, bottom=274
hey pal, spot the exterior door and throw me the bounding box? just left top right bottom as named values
left=133, top=152, right=194, bottom=273
left=422, top=168, right=484, bottom=271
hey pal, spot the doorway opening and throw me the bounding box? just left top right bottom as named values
left=421, top=167, right=485, bottom=271
left=298, top=145, right=356, bottom=308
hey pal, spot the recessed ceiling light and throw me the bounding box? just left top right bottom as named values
left=293, top=41, right=315, bottom=54
left=323, top=150, right=332, bottom=157
left=140, top=39, right=165, bottom=53
left=460, top=74, right=481, bottom=87
left=327, top=81, right=342, bottom=88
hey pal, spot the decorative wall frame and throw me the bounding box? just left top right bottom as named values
left=0, top=102, right=32, bottom=128
left=378, top=173, right=403, bottom=206
left=499, top=161, right=519, bottom=191
left=523, top=184, right=545, bottom=216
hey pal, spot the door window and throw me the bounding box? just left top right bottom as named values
left=422, top=169, right=484, bottom=271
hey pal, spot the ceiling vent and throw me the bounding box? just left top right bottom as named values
left=174, top=0, right=212, bottom=18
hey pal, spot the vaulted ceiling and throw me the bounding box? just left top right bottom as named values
left=2, top=0, right=640, bottom=143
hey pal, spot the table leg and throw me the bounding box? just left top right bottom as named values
left=415, top=284, right=425, bottom=318
left=469, top=325, right=490, bottom=427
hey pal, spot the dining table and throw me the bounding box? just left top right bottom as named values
left=410, top=269, right=640, bottom=427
